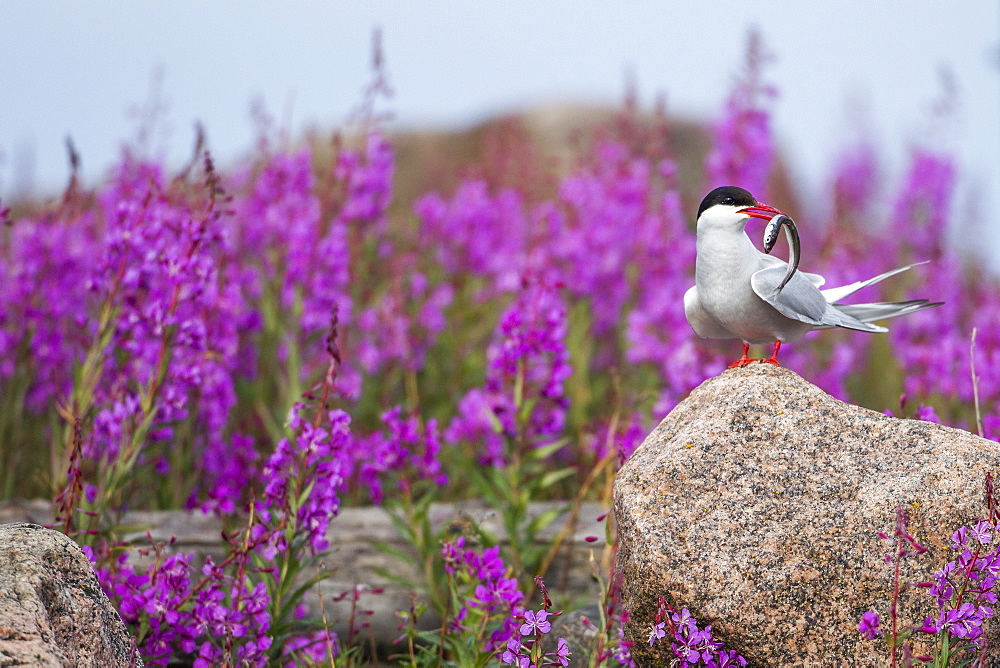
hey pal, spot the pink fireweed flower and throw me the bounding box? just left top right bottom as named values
left=416, top=180, right=529, bottom=293
left=590, top=413, right=648, bottom=466
left=258, top=404, right=351, bottom=553
left=831, top=142, right=881, bottom=222
left=971, top=520, right=993, bottom=545
left=355, top=405, right=447, bottom=504
left=229, top=144, right=361, bottom=398
left=891, top=256, right=968, bottom=407
left=890, top=148, right=955, bottom=260
left=447, top=274, right=571, bottom=465
left=936, top=602, right=987, bottom=642
left=623, top=172, right=727, bottom=408
left=356, top=269, right=453, bottom=375
left=501, top=636, right=530, bottom=668
left=445, top=388, right=512, bottom=467
left=282, top=629, right=340, bottom=663
left=335, top=132, right=394, bottom=231
left=917, top=616, right=939, bottom=634
left=439, top=538, right=525, bottom=651
left=646, top=599, right=744, bottom=665
left=195, top=433, right=261, bottom=514
left=519, top=609, right=551, bottom=636
left=554, top=141, right=654, bottom=336
left=81, top=155, right=242, bottom=503
left=0, top=209, right=100, bottom=409
left=859, top=610, right=881, bottom=639
left=553, top=637, right=571, bottom=666
left=648, top=621, right=667, bottom=646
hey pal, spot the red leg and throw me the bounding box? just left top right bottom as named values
left=760, top=340, right=782, bottom=366
left=728, top=343, right=754, bottom=368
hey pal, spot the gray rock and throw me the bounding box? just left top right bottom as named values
left=0, top=523, right=142, bottom=667
left=614, top=364, right=1000, bottom=666
left=540, top=604, right=603, bottom=663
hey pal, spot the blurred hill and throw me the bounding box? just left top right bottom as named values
left=310, top=102, right=800, bottom=224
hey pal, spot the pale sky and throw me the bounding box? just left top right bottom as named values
left=2, top=2, right=998, bottom=261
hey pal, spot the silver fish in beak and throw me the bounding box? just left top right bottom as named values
left=762, top=214, right=800, bottom=292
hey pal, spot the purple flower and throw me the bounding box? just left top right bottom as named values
left=439, top=538, right=525, bottom=650
left=914, top=404, right=940, bottom=424
left=554, top=142, right=655, bottom=336
left=622, top=179, right=726, bottom=406
left=441, top=536, right=466, bottom=574
left=645, top=601, right=738, bottom=665
left=229, top=144, right=362, bottom=400
left=952, top=526, right=970, bottom=549
left=416, top=180, right=529, bottom=292
left=258, top=404, right=351, bottom=553
left=859, top=610, right=881, bottom=639
left=282, top=630, right=339, bottom=663
left=501, top=636, right=530, bottom=667
left=971, top=520, right=993, bottom=545
left=446, top=274, right=571, bottom=465
left=356, top=268, right=453, bottom=375
left=589, top=414, right=648, bottom=466
left=0, top=209, right=99, bottom=410
left=890, top=148, right=955, bottom=260
left=712, top=649, right=749, bottom=667
left=445, top=388, right=512, bottom=467
left=355, top=406, right=448, bottom=504
left=519, top=609, right=551, bottom=636
left=831, top=142, right=881, bottom=219
left=937, top=602, right=985, bottom=641
left=473, top=546, right=507, bottom=581
left=929, top=563, right=957, bottom=606
left=917, top=616, right=939, bottom=634
left=336, top=133, right=395, bottom=230
left=648, top=621, right=667, bottom=646
left=552, top=637, right=571, bottom=666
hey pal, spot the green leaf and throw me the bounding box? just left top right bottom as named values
left=529, top=437, right=570, bottom=460
left=537, top=466, right=575, bottom=489
left=297, top=479, right=317, bottom=507
left=484, top=406, right=505, bottom=435
left=527, top=505, right=567, bottom=535
left=370, top=538, right=416, bottom=564
left=372, top=565, right=422, bottom=591
left=517, top=396, right=538, bottom=424
left=283, top=569, right=334, bottom=612
left=491, top=469, right=515, bottom=498
left=383, top=509, right=419, bottom=544
left=467, top=465, right=504, bottom=506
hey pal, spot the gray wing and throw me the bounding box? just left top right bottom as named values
left=751, top=265, right=885, bottom=332
left=820, top=261, right=928, bottom=303
left=835, top=300, right=935, bottom=323
left=751, top=265, right=828, bottom=325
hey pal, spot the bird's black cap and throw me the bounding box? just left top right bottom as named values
left=697, top=186, right=757, bottom=219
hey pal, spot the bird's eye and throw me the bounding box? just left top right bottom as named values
left=723, top=197, right=734, bottom=205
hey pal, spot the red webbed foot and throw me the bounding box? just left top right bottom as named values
left=758, top=340, right=782, bottom=366
left=728, top=343, right=754, bottom=368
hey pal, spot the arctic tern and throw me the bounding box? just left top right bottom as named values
left=683, top=186, right=942, bottom=367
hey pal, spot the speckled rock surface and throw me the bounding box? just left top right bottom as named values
left=0, top=522, right=142, bottom=667
left=615, top=364, right=1000, bottom=666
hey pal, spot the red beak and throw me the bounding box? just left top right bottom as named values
left=738, top=203, right=785, bottom=221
